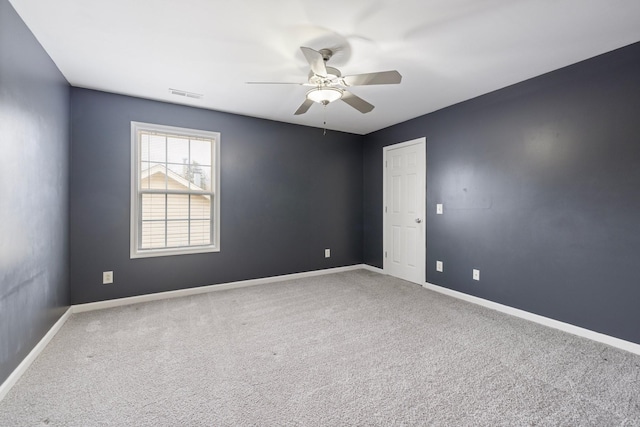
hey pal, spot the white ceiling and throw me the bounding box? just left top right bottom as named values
left=9, top=0, right=640, bottom=135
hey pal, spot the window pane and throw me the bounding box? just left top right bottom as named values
left=166, top=220, right=189, bottom=247
left=139, top=161, right=151, bottom=189
left=141, top=134, right=150, bottom=161
left=190, top=165, right=211, bottom=190
left=190, top=220, right=210, bottom=245
left=162, top=163, right=185, bottom=189
left=144, top=134, right=166, bottom=162
left=191, top=138, right=212, bottom=166
left=167, top=194, right=189, bottom=220
left=141, top=193, right=166, bottom=221
left=167, top=136, right=189, bottom=165
left=141, top=221, right=166, bottom=249
left=190, top=194, right=211, bottom=220
left=140, top=163, right=166, bottom=190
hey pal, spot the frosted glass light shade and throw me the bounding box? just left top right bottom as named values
left=306, top=87, right=343, bottom=104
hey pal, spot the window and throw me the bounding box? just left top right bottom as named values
left=131, top=122, right=220, bottom=258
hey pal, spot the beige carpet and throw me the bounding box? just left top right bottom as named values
left=1, top=269, right=639, bottom=426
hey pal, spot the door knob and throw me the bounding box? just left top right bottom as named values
left=415, top=218, right=422, bottom=223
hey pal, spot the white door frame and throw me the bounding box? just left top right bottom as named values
left=383, top=137, right=426, bottom=285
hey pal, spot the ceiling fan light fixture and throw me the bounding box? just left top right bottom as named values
left=306, top=87, right=343, bottom=105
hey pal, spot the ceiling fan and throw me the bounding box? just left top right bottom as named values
left=248, top=46, right=402, bottom=115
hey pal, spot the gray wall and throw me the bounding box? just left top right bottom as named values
left=363, top=42, right=640, bottom=345
left=0, top=0, right=70, bottom=385
left=70, top=88, right=364, bottom=304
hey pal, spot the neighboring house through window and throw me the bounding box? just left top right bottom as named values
left=130, top=122, right=220, bottom=258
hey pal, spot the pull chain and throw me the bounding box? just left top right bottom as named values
left=323, top=103, right=327, bottom=136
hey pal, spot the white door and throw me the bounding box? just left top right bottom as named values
left=383, top=138, right=426, bottom=285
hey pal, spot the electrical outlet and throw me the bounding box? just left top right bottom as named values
left=436, top=203, right=443, bottom=214
left=436, top=261, right=443, bottom=272
left=473, top=269, right=480, bottom=281
left=103, top=271, right=113, bottom=285
left=325, top=249, right=330, bottom=258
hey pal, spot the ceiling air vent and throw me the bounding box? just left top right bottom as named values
left=169, top=88, right=203, bottom=99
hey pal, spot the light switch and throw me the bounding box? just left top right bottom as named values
left=436, top=204, right=443, bottom=214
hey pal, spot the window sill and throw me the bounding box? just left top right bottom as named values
left=130, top=245, right=220, bottom=259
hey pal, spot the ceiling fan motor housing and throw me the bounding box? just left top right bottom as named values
left=308, top=66, right=342, bottom=86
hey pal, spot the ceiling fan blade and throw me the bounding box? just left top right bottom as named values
left=294, top=99, right=314, bottom=115
left=300, top=46, right=327, bottom=77
left=246, top=81, right=303, bottom=85
left=342, top=70, right=402, bottom=86
left=341, top=91, right=374, bottom=114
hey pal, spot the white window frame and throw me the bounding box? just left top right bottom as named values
left=130, top=121, right=220, bottom=258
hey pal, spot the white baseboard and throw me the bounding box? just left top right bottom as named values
left=72, top=264, right=366, bottom=314
left=0, top=307, right=72, bottom=402
left=422, top=281, right=640, bottom=356
left=361, top=264, right=384, bottom=274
